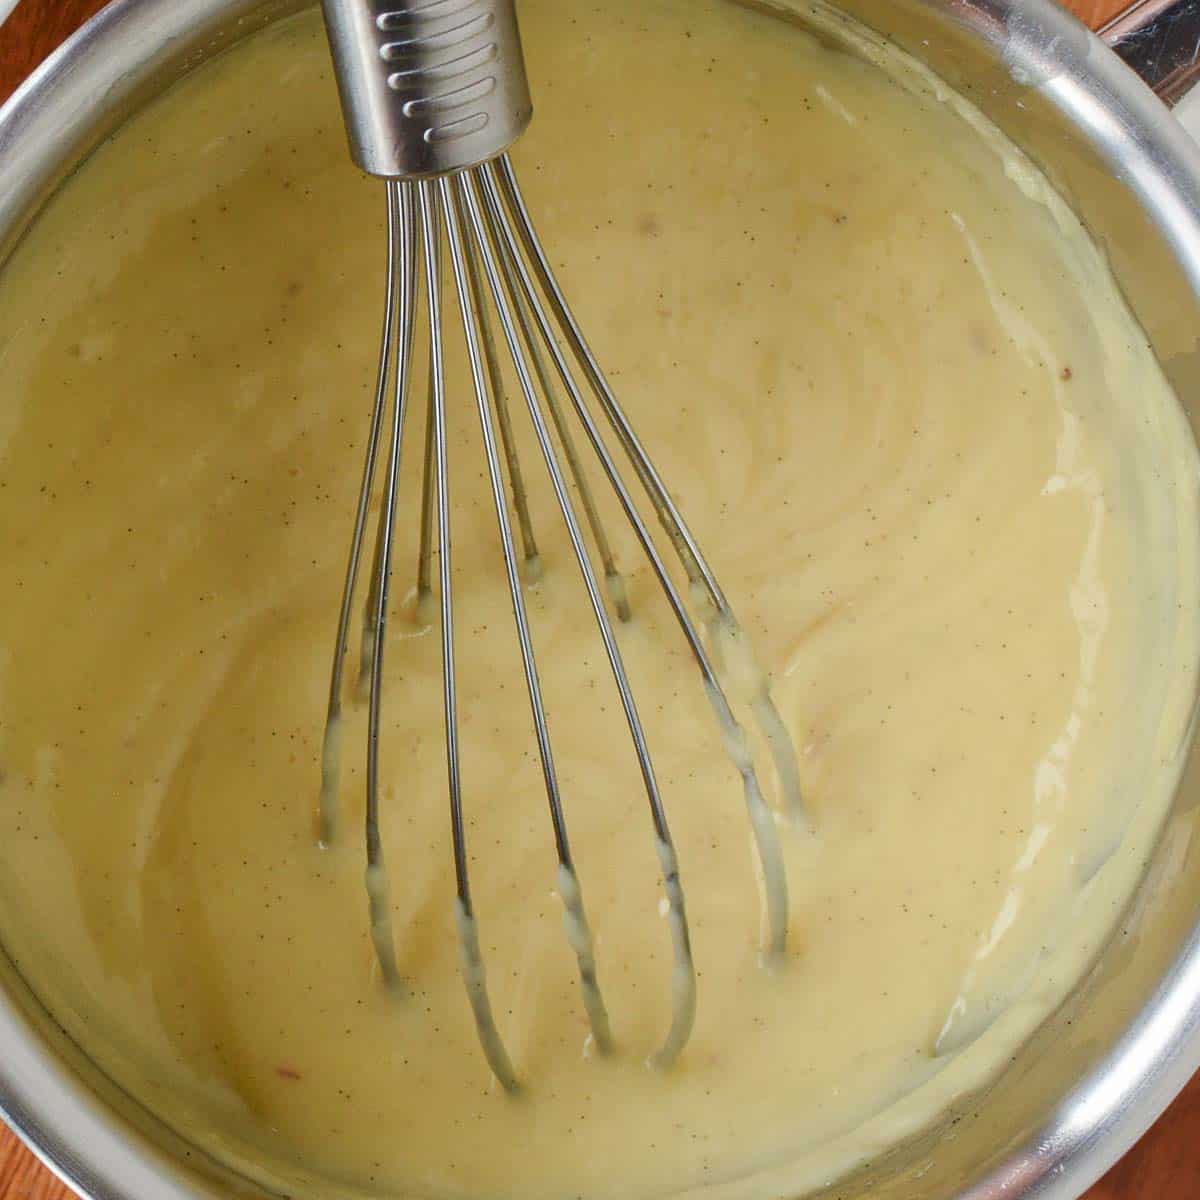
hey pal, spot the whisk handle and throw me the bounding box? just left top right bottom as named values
left=320, top=0, right=532, bottom=179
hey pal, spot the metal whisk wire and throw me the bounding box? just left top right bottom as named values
left=316, top=158, right=801, bottom=1088
left=449, top=168, right=697, bottom=1073
left=441, top=176, right=616, bottom=1069
left=494, top=157, right=806, bottom=827
left=473, top=158, right=792, bottom=963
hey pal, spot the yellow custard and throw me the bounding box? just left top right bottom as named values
left=0, top=2, right=1197, bottom=1197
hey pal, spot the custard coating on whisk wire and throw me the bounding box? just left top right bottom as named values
left=315, top=152, right=803, bottom=1087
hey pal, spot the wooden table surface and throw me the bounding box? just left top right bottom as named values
left=0, top=0, right=1196, bottom=1195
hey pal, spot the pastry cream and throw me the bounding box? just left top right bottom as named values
left=0, top=1, right=1198, bottom=1197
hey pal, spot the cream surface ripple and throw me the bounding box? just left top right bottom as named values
left=0, top=1, right=1197, bottom=1197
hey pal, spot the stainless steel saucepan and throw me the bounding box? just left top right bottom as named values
left=3, top=1, right=1200, bottom=1197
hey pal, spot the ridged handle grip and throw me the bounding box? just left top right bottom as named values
left=320, top=0, right=533, bottom=179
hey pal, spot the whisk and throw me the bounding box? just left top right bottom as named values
left=316, top=0, right=805, bottom=1091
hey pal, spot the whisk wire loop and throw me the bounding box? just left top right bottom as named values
left=493, top=158, right=806, bottom=827
left=318, top=182, right=401, bottom=850
left=418, top=179, right=521, bottom=1092
left=456, top=168, right=702, bottom=1068
left=318, top=159, right=803, bottom=1089
left=476, top=161, right=790, bottom=959
left=442, top=174, right=614, bottom=1059
left=365, top=180, right=419, bottom=991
